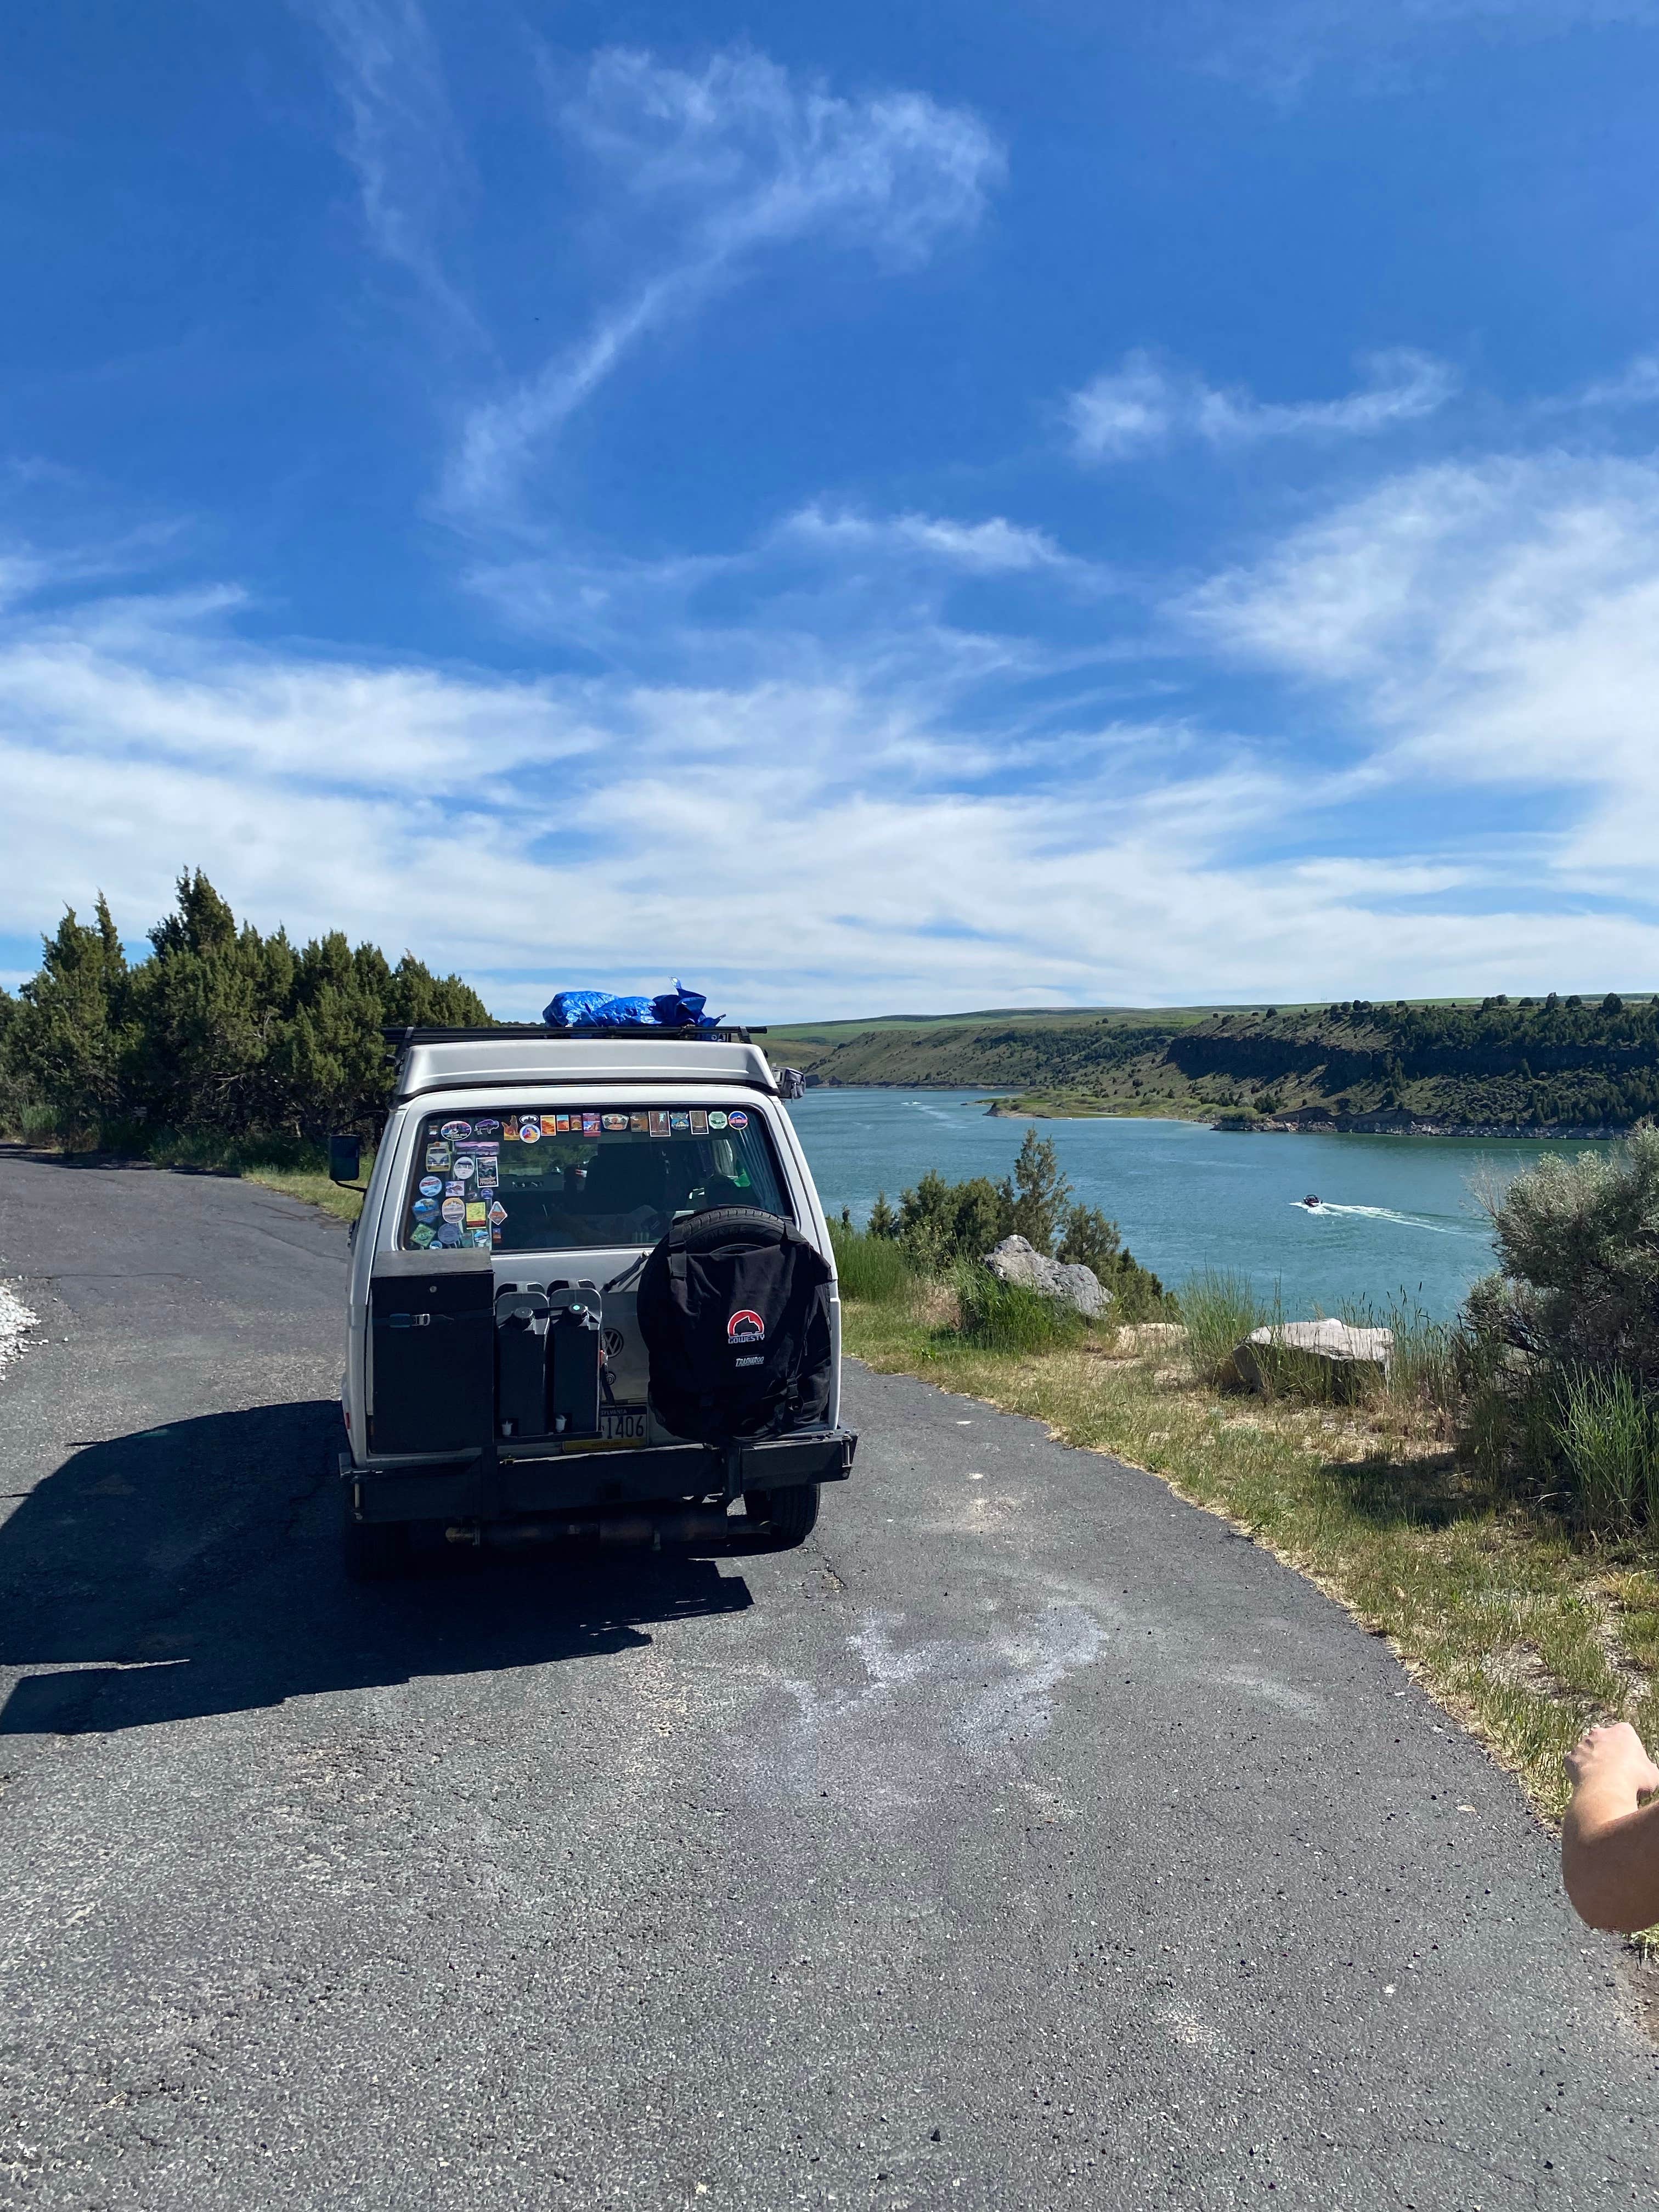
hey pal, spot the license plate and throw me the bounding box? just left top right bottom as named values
left=595, top=1404, right=648, bottom=1445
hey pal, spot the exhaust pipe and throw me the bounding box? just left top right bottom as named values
left=446, top=1508, right=733, bottom=1550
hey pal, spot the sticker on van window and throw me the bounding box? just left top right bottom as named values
left=411, top=1201, right=439, bottom=1223
left=426, top=1144, right=452, bottom=1172
left=669, top=1111, right=691, bottom=1133
left=689, top=1109, right=708, bottom=1135
left=582, top=1112, right=601, bottom=1135
left=444, top=1179, right=464, bottom=1198
left=441, top=1198, right=466, bottom=1221
left=552, top=1113, right=569, bottom=1135
left=471, top=1228, right=492, bottom=1248
left=465, top=1200, right=488, bottom=1226
left=440, top=1120, right=472, bottom=1139
left=454, top=1156, right=476, bottom=1181
left=707, top=1110, right=729, bottom=1130
left=477, top=1161, right=498, bottom=1190
left=474, top=1119, right=501, bottom=1137
left=488, top=1200, right=507, bottom=1225
left=728, top=1110, right=748, bottom=1130
left=519, top=1118, right=541, bottom=1143
left=630, top=1112, right=648, bottom=1132
left=437, top=1223, right=462, bottom=1246
left=648, top=1110, right=669, bottom=1136
left=602, top=1113, right=628, bottom=1131
left=410, top=1224, right=436, bottom=1248
left=419, top=1176, right=443, bottom=1197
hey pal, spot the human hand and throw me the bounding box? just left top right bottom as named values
left=1565, top=1721, right=1659, bottom=1804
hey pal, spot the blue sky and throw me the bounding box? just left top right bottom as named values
left=5, top=0, right=1659, bottom=1016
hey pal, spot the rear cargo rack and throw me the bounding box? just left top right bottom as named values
left=382, top=1023, right=763, bottom=1053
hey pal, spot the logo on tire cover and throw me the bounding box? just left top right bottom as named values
left=727, top=1308, right=765, bottom=1345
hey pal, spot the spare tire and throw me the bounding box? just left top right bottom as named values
left=636, top=1206, right=832, bottom=1445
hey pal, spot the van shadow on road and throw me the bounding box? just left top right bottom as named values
left=0, top=1401, right=753, bottom=1736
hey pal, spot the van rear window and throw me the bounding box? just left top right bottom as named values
left=403, top=1106, right=792, bottom=1253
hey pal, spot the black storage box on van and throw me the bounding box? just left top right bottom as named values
left=369, top=1248, right=495, bottom=1455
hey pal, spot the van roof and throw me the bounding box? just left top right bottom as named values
left=388, top=1030, right=779, bottom=1104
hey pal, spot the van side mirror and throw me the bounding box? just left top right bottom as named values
left=328, top=1133, right=362, bottom=1186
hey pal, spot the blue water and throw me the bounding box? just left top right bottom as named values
left=785, top=1088, right=1587, bottom=1322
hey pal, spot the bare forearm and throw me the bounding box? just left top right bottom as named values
left=1562, top=1792, right=1659, bottom=1932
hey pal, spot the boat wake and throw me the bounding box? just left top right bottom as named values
left=1290, top=1200, right=1459, bottom=1235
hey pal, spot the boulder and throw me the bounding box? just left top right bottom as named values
left=1233, top=1318, right=1392, bottom=1398
left=983, top=1235, right=1109, bottom=1320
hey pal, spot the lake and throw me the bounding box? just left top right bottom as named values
left=785, top=1088, right=1590, bottom=1322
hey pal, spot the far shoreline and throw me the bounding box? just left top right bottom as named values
left=795, top=1081, right=1635, bottom=1142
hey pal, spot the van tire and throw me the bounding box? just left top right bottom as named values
left=746, top=1482, right=820, bottom=1547
left=345, top=1515, right=410, bottom=1581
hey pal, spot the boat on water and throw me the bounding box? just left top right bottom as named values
left=1300, top=1194, right=1321, bottom=1209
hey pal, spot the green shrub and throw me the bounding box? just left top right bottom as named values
left=1057, top=1201, right=1119, bottom=1274
left=950, top=1260, right=1086, bottom=1353
left=1468, top=1129, right=1659, bottom=1382
left=1101, top=1249, right=1177, bottom=1323
left=893, top=1167, right=1008, bottom=1267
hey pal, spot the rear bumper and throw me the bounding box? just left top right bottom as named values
left=344, top=1427, right=857, bottom=1525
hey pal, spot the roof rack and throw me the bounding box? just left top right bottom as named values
left=381, top=1023, right=762, bottom=1052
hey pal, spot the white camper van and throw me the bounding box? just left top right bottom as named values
left=332, top=1025, right=855, bottom=1577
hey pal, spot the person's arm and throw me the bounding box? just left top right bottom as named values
left=1561, top=1722, right=1659, bottom=1932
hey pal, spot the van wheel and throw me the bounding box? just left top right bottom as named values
left=345, top=1515, right=410, bottom=1581
left=746, top=1483, right=820, bottom=1547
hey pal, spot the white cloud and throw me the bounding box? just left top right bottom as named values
left=1068, top=348, right=1457, bottom=462
left=9, top=529, right=1659, bottom=1018
left=1184, top=452, right=1659, bottom=889
left=445, top=50, right=1003, bottom=520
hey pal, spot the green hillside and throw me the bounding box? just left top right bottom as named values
left=767, top=994, right=1659, bottom=1133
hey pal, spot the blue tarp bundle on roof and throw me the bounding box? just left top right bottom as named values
left=543, top=980, right=720, bottom=1030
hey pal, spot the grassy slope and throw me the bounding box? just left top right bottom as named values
left=768, top=1000, right=1655, bottom=1128
left=242, top=1165, right=365, bottom=1224
left=840, top=1293, right=1659, bottom=1825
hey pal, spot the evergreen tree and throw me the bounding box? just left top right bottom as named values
left=2, top=872, right=495, bottom=1148
left=999, top=1130, right=1071, bottom=1254
left=8, top=897, right=133, bottom=1139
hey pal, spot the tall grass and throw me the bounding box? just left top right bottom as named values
left=1553, top=1367, right=1654, bottom=1537
left=827, top=1220, right=917, bottom=1306
left=950, top=1260, right=1086, bottom=1353
left=1179, top=1269, right=1265, bottom=1389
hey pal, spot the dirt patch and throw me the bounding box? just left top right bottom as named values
left=1483, top=1642, right=1577, bottom=1703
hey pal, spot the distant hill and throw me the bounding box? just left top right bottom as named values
left=765, top=995, right=1659, bottom=1134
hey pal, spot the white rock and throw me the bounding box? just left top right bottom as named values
left=1234, top=1318, right=1392, bottom=1396
left=983, top=1235, right=1109, bottom=1319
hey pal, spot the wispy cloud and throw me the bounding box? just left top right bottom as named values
left=444, top=49, right=1003, bottom=522
left=301, top=0, right=483, bottom=341
left=1549, top=351, right=1659, bottom=413
left=778, top=505, right=1109, bottom=583
left=1184, top=452, right=1659, bottom=888
left=1190, top=0, right=1659, bottom=97
left=9, top=503, right=1659, bottom=1015
left=1067, top=348, right=1457, bottom=462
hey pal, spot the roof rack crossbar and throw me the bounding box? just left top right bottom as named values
left=381, top=1023, right=762, bottom=1050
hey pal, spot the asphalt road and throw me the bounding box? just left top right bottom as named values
left=1, top=1151, right=1656, bottom=2210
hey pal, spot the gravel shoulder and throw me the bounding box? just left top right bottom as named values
left=1, top=1150, right=1655, bottom=2209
